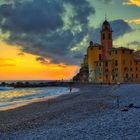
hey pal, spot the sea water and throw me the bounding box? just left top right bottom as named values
left=0, top=87, right=79, bottom=111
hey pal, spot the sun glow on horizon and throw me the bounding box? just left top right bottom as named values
left=0, top=41, right=79, bottom=80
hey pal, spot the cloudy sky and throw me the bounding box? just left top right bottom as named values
left=0, top=0, right=140, bottom=80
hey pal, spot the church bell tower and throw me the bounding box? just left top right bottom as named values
left=100, top=19, right=113, bottom=60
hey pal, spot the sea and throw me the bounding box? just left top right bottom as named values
left=0, top=80, right=79, bottom=111
left=0, top=80, right=60, bottom=84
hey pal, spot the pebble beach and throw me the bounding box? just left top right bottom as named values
left=0, top=84, right=140, bottom=140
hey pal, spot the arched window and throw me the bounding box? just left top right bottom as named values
left=126, top=73, right=128, bottom=78
left=108, top=33, right=111, bottom=39
left=99, top=54, right=102, bottom=61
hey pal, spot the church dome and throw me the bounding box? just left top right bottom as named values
left=103, top=20, right=110, bottom=26
left=102, top=20, right=111, bottom=31
left=89, top=41, right=93, bottom=46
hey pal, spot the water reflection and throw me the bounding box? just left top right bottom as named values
left=0, top=87, right=79, bottom=111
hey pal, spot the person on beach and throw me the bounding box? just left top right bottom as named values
left=117, top=82, right=120, bottom=87
left=69, top=85, right=72, bottom=93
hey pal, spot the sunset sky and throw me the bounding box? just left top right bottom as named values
left=0, top=0, right=140, bottom=80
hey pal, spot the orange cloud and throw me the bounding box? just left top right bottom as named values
left=17, top=53, right=25, bottom=56
left=0, top=58, right=16, bottom=67
left=0, top=41, right=79, bottom=80
left=124, top=0, right=140, bottom=7
left=126, top=18, right=140, bottom=24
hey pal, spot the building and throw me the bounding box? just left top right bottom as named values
left=73, top=20, right=140, bottom=83
left=73, top=54, right=89, bottom=82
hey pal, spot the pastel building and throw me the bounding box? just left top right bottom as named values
left=74, top=20, right=140, bottom=83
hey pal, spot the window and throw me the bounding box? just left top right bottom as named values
left=136, top=67, right=138, bottom=71
left=105, top=69, right=108, bottom=72
left=113, top=75, right=115, bottom=80
left=136, top=74, right=138, bottom=78
left=122, top=50, right=125, bottom=54
left=106, top=75, right=108, bottom=79
left=115, top=60, right=118, bottom=66
left=105, top=62, right=108, bottom=67
left=136, top=62, right=138, bottom=65
left=99, top=47, right=101, bottom=50
left=132, top=74, right=133, bottom=78
left=115, top=50, right=117, bottom=54
left=126, top=73, right=128, bottom=78
left=108, top=33, right=111, bottom=39
left=123, top=60, right=125, bottom=65
left=130, top=61, right=132, bottom=65
left=130, top=68, right=132, bottom=71
left=124, top=67, right=127, bottom=71
left=90, top=47, right=93, bottom=51
left=103, top=33, right=105, bottom=40
left=130, top=51, right=132, bottom=54
left=99, top=54, right=102, bottom=61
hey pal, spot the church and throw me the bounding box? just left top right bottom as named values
left=73, top=20, right=140, bottom=83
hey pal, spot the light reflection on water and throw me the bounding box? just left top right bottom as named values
left=0, top=87, right=79, bottom=111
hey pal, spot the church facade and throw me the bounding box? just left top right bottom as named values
left=73, top=20, right=140, bottom=83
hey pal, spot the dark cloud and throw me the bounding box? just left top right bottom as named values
left=66, top=0, right=94, bottom=24
left=36, top=57, right=49, bottom=65
left=90, top=19, right=132, bottom=43
left=127, top=41, right=140, bottom=46
left=17, top=52, right=24, bottom=56
left=0, top=0, right=94, bottom=65
left=57, top=64, right=67, bottom=68
left=0, top=0, right=132, bottom=65
left=127, top=41, right=140, bottom=48
left=97, top=0, right=112, bottom=4
left=0, top=0, right=63, bottom=33
left=111, top=20, right=132, bottom=38
left=73, top=53, right=84, bottom=59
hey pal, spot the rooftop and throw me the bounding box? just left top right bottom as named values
left=109, top=47, right=134, bottom=52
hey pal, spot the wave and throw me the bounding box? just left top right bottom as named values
left=0, top=86, right=14, bottom=91
left=0, top=87, right=79, bottom=111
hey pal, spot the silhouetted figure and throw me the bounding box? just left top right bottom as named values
left=69, top=86, right=72, bottom=93
left=117, top=82, right=120, bottom=87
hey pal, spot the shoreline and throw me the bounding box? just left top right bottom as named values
left=0, top=85, right=113, bottom=132
left=0, top=84, right=140, bottom=139
left=0, top=86, right=79, bottom=111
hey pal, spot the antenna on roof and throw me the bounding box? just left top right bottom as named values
left=105, top=13, right=107, bottom=21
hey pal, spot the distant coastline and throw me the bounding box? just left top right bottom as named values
left=0, top=80, right=74, bottom=88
